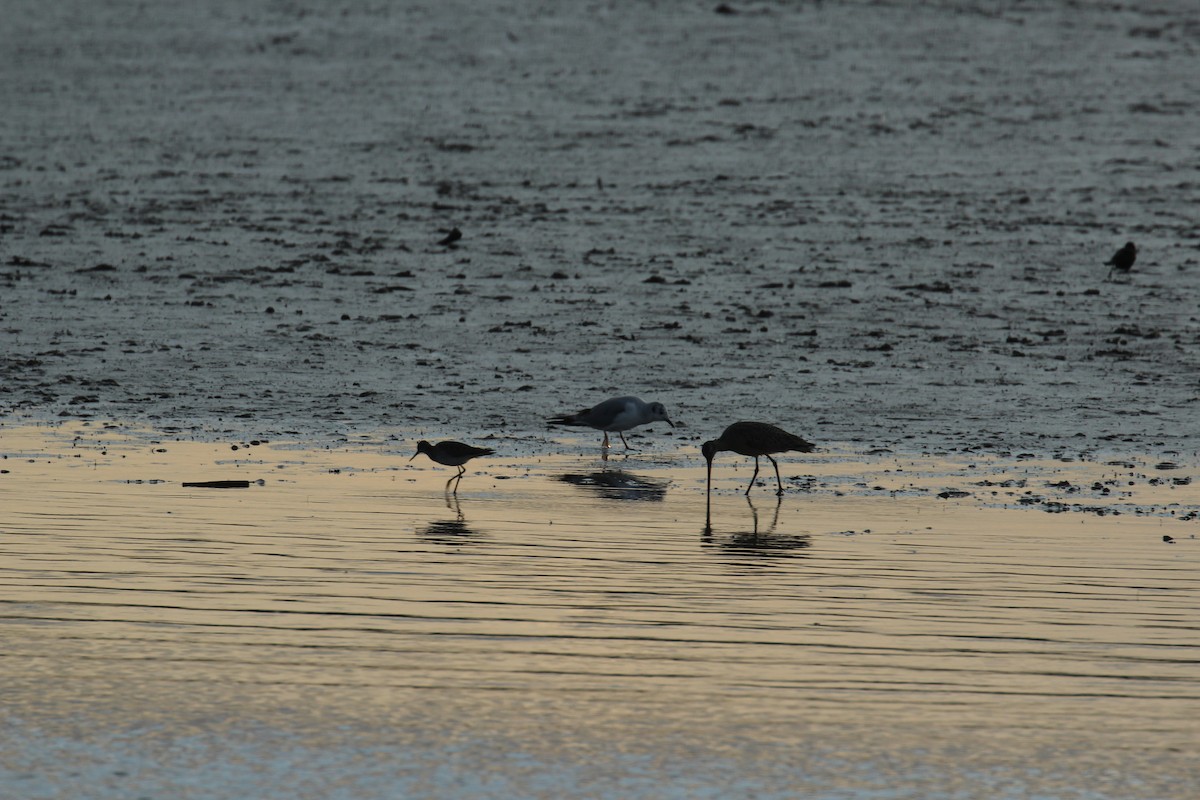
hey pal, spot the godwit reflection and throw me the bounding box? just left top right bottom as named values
left=555, top=470, right=668, bottom=502
left=703, top=495, right=811, bottom=558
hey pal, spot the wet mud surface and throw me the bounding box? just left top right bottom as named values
left=2, top=1, right=1199, bottom=460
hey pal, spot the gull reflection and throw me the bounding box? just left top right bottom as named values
left=555, top=470, right=668, bottom=502
left=703, top=495, right=811, bottom=558
left=417, top=495, right=483, bottom=543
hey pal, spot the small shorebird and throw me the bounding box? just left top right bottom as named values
left=547, top=395, right=674, bottom=449
left=410, top=440, right=495, bottom=493
left=1105, top=241, right=1137, bottom=281
left=702, top=421, right=814, bottom=496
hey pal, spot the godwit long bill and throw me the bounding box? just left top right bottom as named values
left=702, top=421, right=814, bottom=496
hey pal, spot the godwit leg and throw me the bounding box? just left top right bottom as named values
left=745, top=456, right=761, bottom=496
left=705, top=457, right=714, bottom=531
left=767, top=454, right=784, bottom=495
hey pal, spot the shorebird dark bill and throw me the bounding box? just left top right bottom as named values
left=411, top=440, right=495, bottom=493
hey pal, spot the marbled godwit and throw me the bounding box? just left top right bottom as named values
left=702, top=421, right=814, bottom=496
left=410, top=440, right=495, bottom=493
left=547, top=395, right=674, bottom=449
left=1105, top=241, right=1137, bottom=281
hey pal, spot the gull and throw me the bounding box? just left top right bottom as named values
left=547, top=395, right=674, bottom=449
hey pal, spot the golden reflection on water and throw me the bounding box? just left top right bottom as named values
left=2, top=422, right=1199, bottom=795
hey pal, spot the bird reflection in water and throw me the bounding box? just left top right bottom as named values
left=555, top=470, right=668, bottom=502
left=703, top=495, right=812, bottom=558
left=417, top=494, right=483, bottom=543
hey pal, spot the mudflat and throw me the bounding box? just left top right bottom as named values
left=2, top=1, right=1197, bottom=457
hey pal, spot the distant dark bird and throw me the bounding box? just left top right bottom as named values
left=702, top=421, right=815, bottom=496
left=437, top=227, right=462, bottom=247
left=1163, top=535, right=1175, bottom=544
left=547, top=395, right=674, bottom=449
left=1105, top=241, right=1137, bottom=280
left=410, top=440, right=494, bottom=493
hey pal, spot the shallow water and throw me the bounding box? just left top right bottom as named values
left=3, top=423, right=1198, bottom=798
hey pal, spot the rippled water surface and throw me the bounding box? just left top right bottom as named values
left=3, top=424, right=1199, bottom=799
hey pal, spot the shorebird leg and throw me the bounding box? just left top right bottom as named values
left=619, top=431, right=631, bottom=449
left=745, top=456, right=761, bottom=496
left=602, top=432, right=611, bottom=449
left=446, top=465, right=467, bottom=494
left=704, top=456, right=715, bottom=533
left=767, top=454, right=784, bottom=495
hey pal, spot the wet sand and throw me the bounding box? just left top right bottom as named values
left=3, top=0, right=1200, bottom=796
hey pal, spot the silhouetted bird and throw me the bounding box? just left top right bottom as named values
left=1105, top=241, right=1137, bottom=281
left=547, top=396, right=674, bottom=449
left=702, top=421, right=815, bottom=496
left=411, top=440, right=494, bottom=493
left=438, top=227, right=463, bottom=247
